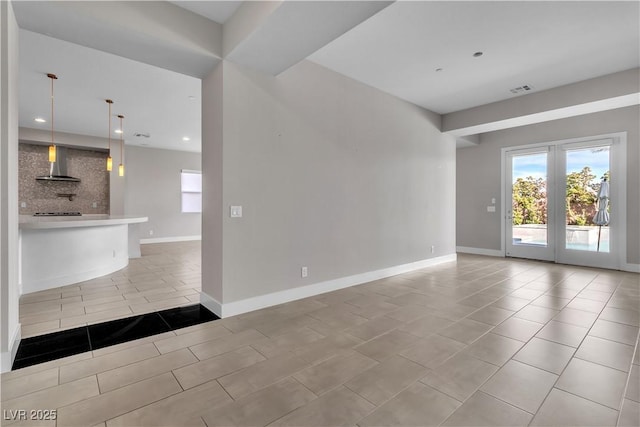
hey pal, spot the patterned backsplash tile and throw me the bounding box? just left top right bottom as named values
left=19, top=143, right=110, bottom=214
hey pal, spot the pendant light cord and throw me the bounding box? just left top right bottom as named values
left=107, top=99, right=113, bottom=151
left=119, top=115, right=124, bottom=163
left=50, top=76, right=54, bottom=145
left=47, top=73, right=57, bottom=146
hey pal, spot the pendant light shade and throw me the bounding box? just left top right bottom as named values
left=47, top=73, right=58, bottom=163
left=106, top=99, right=113, bottom=172
left=48, top=144, right=57, bottom=163
left=118, top=114, right=125, bottom=177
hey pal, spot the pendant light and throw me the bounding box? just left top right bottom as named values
left=47, top=73, right=57, bottom=163
left=106, top=99, right=113, bottom=171
left=118, top=114, right=125, bottom=176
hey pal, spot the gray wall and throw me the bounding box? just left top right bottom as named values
left=202, top=61, right=224, bottom=302
left=457, top=105, right=639, bottom=265
left=203, top=59, right=456, bottom=304
left=0, top=0, right=20, bottom=370
left=124, top=145, right=202, bottom=240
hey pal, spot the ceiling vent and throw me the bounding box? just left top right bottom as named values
left=133, top=132, right=150, bottom=138
left=510, top=85, right=534, bottom=94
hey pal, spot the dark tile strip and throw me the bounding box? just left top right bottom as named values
left=12, top=304, right=219, bottom=370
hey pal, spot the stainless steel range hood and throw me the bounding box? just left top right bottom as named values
left=36, top=146, right=81, bottom=182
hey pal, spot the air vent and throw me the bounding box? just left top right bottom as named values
left=133, top=132, right=150, bottom=138
left=510, top=85, right=534, bottom=94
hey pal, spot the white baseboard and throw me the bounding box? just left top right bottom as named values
left=457, top=246, right=504, bottom=257
left=457, top=246, right=639, bottom=273
left=140, top=235, right=201, bottom=244
left=622, top=263, right=640, bottom=273
left=201, top=253, right=457, bottom=318
left=1, top=325, right=21, bottom=373
left=199, top=293, right=223, bottom=318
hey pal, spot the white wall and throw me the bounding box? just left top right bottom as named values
left=1, top=0, right=20, bottom=372
left=202, top=59, right=456, bottom=310
left=457, top=105, right=640, bottom=266
left=124, top=145, right=201, bottom=240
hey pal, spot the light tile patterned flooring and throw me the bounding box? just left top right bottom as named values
left=3, top=248, right=639, bottom=426
left=18, top=242, right=202, bottom=338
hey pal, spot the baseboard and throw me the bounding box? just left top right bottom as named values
left=140, top=235, right=201, bottom=244
left=199, top=293, right=223, bottom=318
left=456, top=246, right=504, bottom=257
left=201, top=253, right=457, bottom=318
left=1, top=325, right=21, bottom=373
left=622, top=263, right=640, bottom=273
left=457, top=246, right=638, bottom=273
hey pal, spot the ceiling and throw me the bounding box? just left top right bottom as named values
left=14, top=1, right=640, bottom=153
left=167, top=1, right=242, bottom=24
left=19, top=30, right=202, bottom=153
left=309, top=1, right=640, bottom=114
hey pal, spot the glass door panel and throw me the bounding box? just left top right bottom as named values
left=506, top=148, right=554, bottom=261
left=557, top=141, right=617, bottom=269
left=564, top=146, right=610, bottom=252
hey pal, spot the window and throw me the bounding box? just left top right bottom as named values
left=181, top=170, right=202, bottom=213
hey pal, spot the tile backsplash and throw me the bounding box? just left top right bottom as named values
left=19, top=143, right=110, bottom=214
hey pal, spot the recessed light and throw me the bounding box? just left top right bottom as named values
left=34, top=117, right=46, bottom=123
left=182, top=137, right=190, bottom=142
left=188, top=96, right=196, bottom=100
left=114, top=129, right=123, bottom=134
left=473, top=51, right=483, bottom=57
left=435, top=68, right=443, bottom=72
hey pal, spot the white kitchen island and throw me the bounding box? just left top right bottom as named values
left=19, top=215, right=148, bottom=294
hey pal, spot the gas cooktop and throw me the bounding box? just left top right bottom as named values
left=33, top=212, right=82, bottom=217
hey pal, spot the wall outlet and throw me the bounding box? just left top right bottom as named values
left=92, top=202, right=98, bottom=208
left=487, top=206, right=496, bottom=212
left=230, top=205, right=243, bottom=218
left=20, top=202, right=26, bottom=208
left=301, top=266, right=308, bottom=278
left=149, top=230, right=154, bottom=236
left=431, top=245, right=435, bottom=254
left=113, top=250, right=116, bottom=258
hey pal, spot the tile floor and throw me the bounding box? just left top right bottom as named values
left=13, top=305, right=219, bottom=369
left=2, top=247, right=639, bottom=427
left=18, top=241, right=202, bottom=338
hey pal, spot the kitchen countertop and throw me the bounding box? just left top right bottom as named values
left=19, top=214, right=148, bottom=229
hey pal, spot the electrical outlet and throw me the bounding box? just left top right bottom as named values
left=20, top=202, right=26, bottom=208
left=301, top=266, right=308, bottom=278
left=113, top=250, right=116, bottom=258
left=230, top=206, right=243, bottom=218
left=431, top=245, right=435, bottom=254
left=149, top=230, right=154, bottom=236
left=92, top=202, right=98, bottom=208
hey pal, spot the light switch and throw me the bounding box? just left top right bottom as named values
left=491, top=198, right=496, bottom=204
left=487, top=206, right=496, bottom=212
left=230, top=206, right=243, bottom=218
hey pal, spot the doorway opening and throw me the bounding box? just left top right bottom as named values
left=502, top=133, right=626, bottom=270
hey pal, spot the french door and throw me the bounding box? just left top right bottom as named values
left=505, top=135, right=624, bottom=270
